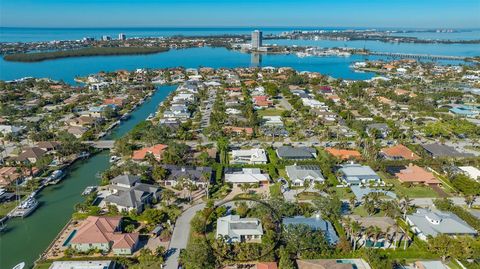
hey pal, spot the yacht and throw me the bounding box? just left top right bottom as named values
left=46, top=170, right=65, bottom=185
left=12, top=197, right=39, bottom=218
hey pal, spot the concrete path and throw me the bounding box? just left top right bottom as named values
left=164, top=203, right=206, bottom=269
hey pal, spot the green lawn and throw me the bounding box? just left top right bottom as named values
left=379, top=172, right=439, bottom=198
left=269, top=183, right=282, bottom=199
left=0, top=201, right=17, bottom=218
left=297, top=191, right=321, bottom=200
left=332, top=187, right=355, bottom=200
left=257, top=109, right=284, bottom=116
left=34, top=262, right=53, bottom=269
left=351, top=205, right=384, bottom=217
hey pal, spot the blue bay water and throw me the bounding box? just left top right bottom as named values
left=0, top=47, right=380, bottom=82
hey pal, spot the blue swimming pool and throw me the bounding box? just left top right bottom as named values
left=62, top=229, right=77, bottom=247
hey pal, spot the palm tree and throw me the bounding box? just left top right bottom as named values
left=465, top=195, right=476, bottom=209
left=351, top=220, right=361, bottom=251
left=349, top=196, right=357, bottom=210
left=400, top=196, right=412, bottom=220
left=371, top=226, right=383, bottom=249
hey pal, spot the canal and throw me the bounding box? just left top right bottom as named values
left=0, top=85, right=177, bottom=269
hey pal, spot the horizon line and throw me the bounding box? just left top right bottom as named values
left=1, top=26, right=479, bottom=30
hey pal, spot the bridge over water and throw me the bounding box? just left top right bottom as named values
left=83, top=140, right=115, bottom=149
left=363, top=51, right=466, bottom=61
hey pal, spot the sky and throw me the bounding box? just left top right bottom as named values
left=1, top=0, right=479, bottom=28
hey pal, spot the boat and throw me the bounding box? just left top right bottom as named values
left=78, top=151, right=90, bottom=159
left=120, top=112, right=130, bottom=120
left=82, top=186, right=97, bottom=196
left=12, top=262, right=25, bottom=269
left=146, top=113, right=155, bottom=121
left=46, top=170, right=65, bottom=185
left=109, top=155, right=121, bottom=163
left=11, top=197, right=39, bottom=218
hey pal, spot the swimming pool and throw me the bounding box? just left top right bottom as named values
left=62, top=229, right=77, bottom=247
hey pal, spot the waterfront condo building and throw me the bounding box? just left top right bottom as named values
left=251, top=30, right=262, bottom=50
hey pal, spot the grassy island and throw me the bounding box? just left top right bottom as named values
left=3, top=46, right=170, bottom=62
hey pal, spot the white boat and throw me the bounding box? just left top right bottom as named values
left=78, top=151, right=90, bottom=159
left=109, top=155, right=121, bottom=163
left=12, top=262, right=25, bottom=269
left=46, top=170, right=65, bottom=185
left=146, top=113, right=155, bottom=121
left=82, top=186, right=97, bottom=196
left=12, top=197, right=39, bottom=218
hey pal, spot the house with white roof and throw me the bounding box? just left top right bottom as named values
left=406, top=208, right=478, bottom=241
left=216, top=215, right=263, bottom=243
left=231, top=148, right=268, bottom=164
left=301, top=98, right=328, bottom=110
left=285, top=165, right=324, bottom=186
left=225, top=168, right=270, bottom=186
left=338, top=163, right=382, bottom=186
left=458, top=166, right=480, bottom=182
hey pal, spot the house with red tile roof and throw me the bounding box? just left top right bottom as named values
left=132, top=144, right=168, bottom=162
left=104, top=97, right=127, bottom=107
left=253, top=96, right=273, bottom=108
left=257, top=262, right=278, bottom=269
left=325, top=148, right=362, bottom=160
left=380, top=144, right=420, bottom=161
left=70, top=216, right=139, bottom=255
left=223, top=126, right=254, bottom=136
left=395, top=164, right=440, bottom=186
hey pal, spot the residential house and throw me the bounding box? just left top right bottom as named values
left=216, top=215, right=263, bottom=243
left=414, top=261, right=448, bottom=269
left=0, top=167, right=23, bottom=187
left=380, top=144, right=420, bottom=160
left=67, top=126, right=88, bottom=138
left=0, top=125, right=24, bottom=136
left=406, top=208, right=478, bottom=240
left=104, top=175, right=161, bottom=213
left=15, top=147, right=46, bottom=163
left=253, top=96, right=273, bottom=109
left=338, top=163, right=382, bottom=185
left=132, top=144, right=168, bottom=162
left=346, top=215, right=397, bottom=248
left=276, top=146, right=317, bottom=160
left=296, top=259, right=370, bottom=269
left=224, top=168, right=270, bottom=186
left=285, top=165, right=324, bottom=186
left=283, top=216, right=339, bottom=245
left=162, top=165, right=212, bottom=189
left=366, top=123, right=389, bottom=138
left=36, top=141, right=61, bottom=152
left=223, top=126, right=254, bottom=137
left=325, top=148, right=362, bottom=160
left=69, top=216, right=139, bottom=255
left=301, top=98, right=328, bottom=110
left=231, top=148, right=268, bottom=164
left=256, top=262, right=278, bottom=269
left=48, top=261, right=115, bottom=269
left=392, top=164, right=440, bottom=186
left=458, top=166, right=480, bottom=182
left=422, top=143, right=474, bottom=158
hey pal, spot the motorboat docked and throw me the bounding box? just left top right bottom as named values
left=146, top=113, right=155, bottom=121
left=109, top=155, right=121, bottom=163
left=82, top=186, right=97, bottom=196
left=46, top=170, right=65, bottom=185
left=11, top=197, right=39, bottom=218
left=78, top=151, right=91, bottom=159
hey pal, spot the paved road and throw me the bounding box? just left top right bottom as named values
left=164, top=203, right=206, bottom=269
left=411, top=197, right=480, bottom=207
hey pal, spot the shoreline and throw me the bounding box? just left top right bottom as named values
left=3, top=46, right=170, bottom=62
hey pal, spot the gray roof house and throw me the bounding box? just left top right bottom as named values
left=104, top=175, right=161, bottom=213
left=406, top=208, right=478, bottom=241
left=338, top=163, right=382, bottom=185
left=366, top=123, right=389, bottom=138
left=216, top=215, right=263, bottom=243
left=276, top=146, right=317, bottom=160
left=285, top=165, right=325, bottom=186
left=162, top=165, right=212, bottom=189
left=421, top=143, right=474, bottom=159
left=282, top=216, right=339, bottom=245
